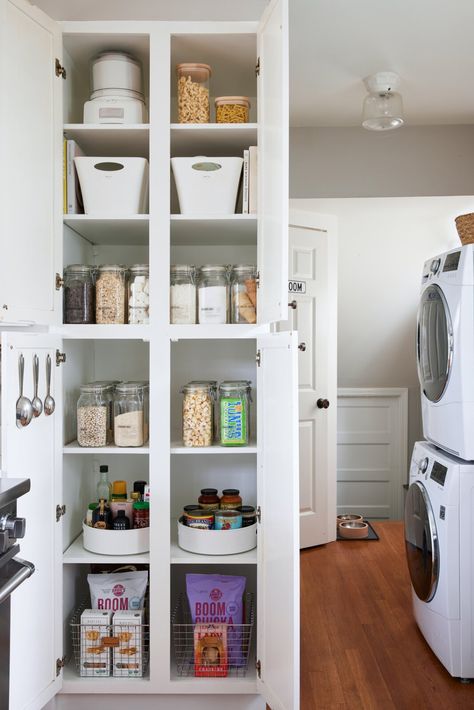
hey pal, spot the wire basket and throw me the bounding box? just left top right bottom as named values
left=70, top=602, right=149, bottom=678
left=455, top=213, right=474, bottom=245
left=171, top=592, right=254, bottom=678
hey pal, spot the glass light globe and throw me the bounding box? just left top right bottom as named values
left=362, top=91, right=404, bottom=131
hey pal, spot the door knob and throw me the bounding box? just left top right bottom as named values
left=298, top=342, right=306, bottom=351
left=316, top=398, right=330, bottom=409
left=288, top=300, right=297, bottom=310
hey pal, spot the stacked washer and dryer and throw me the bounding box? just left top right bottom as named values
left=405, top=244, right=474, bottom=681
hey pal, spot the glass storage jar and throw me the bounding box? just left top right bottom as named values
left=188, top=380, right=217, bottom=438
left=95, top=265, right=127, bottom=324
left=86, top=381, right=118, bottom=444
left=219, top=489, right=243, bottom=510
left=230, top=265, right=257, bottom=323
left=219, top=381, right=251, bottom=446
left=215, top=96, right=250, bottom=123
left=114, top=383, right=147, bottom=447
left=198, top=488, right=220, bottom=510
left=77, top=384, right=109, bottom=448
left=197, top=265, right=229, bottom=324
left=182, top=382, right=213, bottom=447
left=63, top=264, right=95, bottom=324
left=176, top=62, right=211, bottom=123
left=170, top=265, right=196, bottom=324
left=128, top=264, right=149, bottom=324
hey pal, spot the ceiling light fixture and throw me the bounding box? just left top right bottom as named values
left=362, top=71, right=404, bottom=131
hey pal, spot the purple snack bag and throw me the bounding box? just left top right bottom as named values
left=186, top=573, right=246, bottom=666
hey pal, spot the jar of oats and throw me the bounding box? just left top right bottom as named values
left=77, top=384, right=108, bottom=447
left=215, top=96, right=250, bottom=123
left=96, top=265, right=127, bottom=324
left=177, top=63, right=211, bottom=123
left=181, top=382, right=213, bottom=447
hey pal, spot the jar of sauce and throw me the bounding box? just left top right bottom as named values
left=133, top=501, right=149, bottom=528
left=237, top=505, right=257, bottom=527
left=198, top=488, right=220, bottom=510
left=220, top=489, right=242, bottom=510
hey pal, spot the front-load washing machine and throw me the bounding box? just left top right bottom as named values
left=405, top=441, right=474, bottom=678
left=417, top=244, right=474, bottom=460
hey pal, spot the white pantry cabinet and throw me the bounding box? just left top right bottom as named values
left=0, top=1, right=299, bottom=709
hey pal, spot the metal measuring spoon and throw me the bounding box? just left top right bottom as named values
left=32, top=354, right=42, bottom=417
left=16, top=354, right=33, bottom=428
left=44, top=354, right=55, bottom=416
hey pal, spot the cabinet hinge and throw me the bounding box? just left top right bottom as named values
left=256, top=350, right=261, bottom=367
left=256, top=659, right=262, bottom=678
left=55, top=58, right=66, bottom=79
left=255, top=271, right=260, bottom=289
left=56, top=656, right=66, bottom=676
left=56, top=350, right=66, bottom=366
left=256, top=506, right=261, bottom=523
left=56, top=504, right=66, bottom=522
left=55, top=273, right=64, bottom=290
left=255, top=57, right=260, bottom=77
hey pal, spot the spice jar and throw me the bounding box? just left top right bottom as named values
left=77, top=384, right=109, bottom=447
left=177, top=63, right=211, bottom=123
left=96, top=265, right=127, bottom=324
left=128, top=264, right=149, bottom=324
left=198, top=488, right=220, bottom=510
left=182, top=382, right=213, bottom=447
left=63, top=264, right=95, bottom=324
left=219, top=381, right=250, bottom=446
left=215, top=96, right=250, bottom=123
left=230, top=265, right=257, bottom=324
left=114, top=383, right=146, bottom=447
left=133, top=501, right=149, bottom=529
left=197, top=265, right=229, bottom=324
left=170, top=265, right=196, bottom=324
left=220, top=489, right=242, bottom=510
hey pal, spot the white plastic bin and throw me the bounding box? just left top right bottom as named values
left=75, top=157, right=149, bottom=215
left=171, top=156, right=243, bottom=215
left=177, top=519, right=257, bottom=555
left=82, top=522, right=149, bottom=555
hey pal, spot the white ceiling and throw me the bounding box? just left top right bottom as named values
left=31, top=0, right=474, bottom=127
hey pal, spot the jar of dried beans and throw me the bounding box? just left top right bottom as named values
left=181, top=382, right=213, bottom=447
left=215, top=96, right=250, bottom=123
left=77, top=384, right=109, bottom=447
left=114, top=383, right=146, bottom=447
left=95, top=265, right=127, bottom=324
left=177, top=63, right=211, bottom=123
left=63, top=264, right=95, bottom=324
left=230, top=265, right=257, bottom=323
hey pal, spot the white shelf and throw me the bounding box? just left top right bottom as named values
left=170, top=123, right=257, bottom=157
left=62, top=661, right=151, bottom=694
left=59, top=324, right=150, bottom=340
left=63, top=124, right=149, bottom=158
left=64, top=441, right=149, bottom=454
left=170, top=521, right=257, bottom=564
left=169, top=324, right=268, bottom=340
left=63, top=533, right=150, bottom=564
left=63, top=215, right=149, bottom=245
left=170, top=214, right=257, bottom=246
left=171, top=441, right=257, bottom=454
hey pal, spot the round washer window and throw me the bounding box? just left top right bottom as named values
left=417, top=284, right=453, bottom=403
left=404, top=481, right=439, bottom=602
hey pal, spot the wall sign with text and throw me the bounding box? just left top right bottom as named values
left=288, top=280, right=306, bottom=294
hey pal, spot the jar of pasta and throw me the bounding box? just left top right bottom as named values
left=95, top=265, right=127, bottom=324
left=182, top=382, right=213, bottom=447
left=215, top=96, right=250, bottom=123
left=230, top=265, right=257, bottom=323
left=177, top=63, right=211, bottom=123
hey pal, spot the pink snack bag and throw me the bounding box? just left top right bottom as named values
left=186, top=573, right=246, bottom=667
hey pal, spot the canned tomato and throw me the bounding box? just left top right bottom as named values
left=214, top=509, right=242, bottom=530
left=237, top=505, right=256, bottom=527
left=185, top=509, right=215, bottom=529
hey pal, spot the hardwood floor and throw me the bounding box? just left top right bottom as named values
left=300, top=522, right=474, bottom=709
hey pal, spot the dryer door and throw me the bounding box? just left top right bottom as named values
left=404, top=481, right=439, bottom=602
left=417, top=284, right=453, bottom=402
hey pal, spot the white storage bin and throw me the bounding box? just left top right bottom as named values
left=171, top=156, right=243, bottom=215
left=75, top=157, right=149, bottom=215
left=82, top=522, right=149, bottom=555
left=177, top=519, right=257, bottom=556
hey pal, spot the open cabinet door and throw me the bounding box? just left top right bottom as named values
left=257, top=331, right=299, bottom=710
left=1, top=333, right=63, bottom=709
left=257, top=0, right=289, bottom=324
left=0, top=0, right=62, bottom=326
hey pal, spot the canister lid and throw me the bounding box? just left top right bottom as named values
left=133, top=501, right=150, bottom=510
left=98, top=264, right=127, bottom=273
left=215, top=96, right=250, bottom=108
left=182, top=382, right=212, bottom=393
left=198, top=264, right=228, bottom=273
left=171, top=264, right=195, bottom=273
left=200, top=488, right=218, bottom=495
left=176, top=62, right=212, bottom=78
left=129, top=264, right=149, bottom=273
left=112, top=480, right=127, bottom=496
left=64, top=264, right=95, bottom=273
left=222, top=489, right=240, bottom=496
left=231, top=264, right=256, bottom=274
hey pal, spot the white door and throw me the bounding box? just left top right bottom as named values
left=284, top=208, right=337, bottom=548
left=0, top=0, right=62, bottom=326
left=1, top=332, right=63, bottom=709
left=257, top=331, right=299, bottom=710
left=257, top=0, right=289, bottom=324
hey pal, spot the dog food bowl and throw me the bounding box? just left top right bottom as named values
left=338, top=521, right=369, bottom=539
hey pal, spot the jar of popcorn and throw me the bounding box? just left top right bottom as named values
left=128, top=264, right=149, bottom=324
left=176, top=63, right=211, bottom=123
left=181, top=382, right=213, bottom=447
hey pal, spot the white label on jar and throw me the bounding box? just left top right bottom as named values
left=170, top=284, right=196, bottom=324
left=198, top=285, right=227, bottom=324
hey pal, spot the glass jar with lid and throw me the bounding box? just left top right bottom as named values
left=176, top=63, right=211, bottom=123
left=188, top=380, right=218, bottom=438
left=230, top=265, right=257, bottom=324
left=77, top=384, right=109, bottom=447
left=182, top=382, right=213, bottom=447
left=215, top=96, right=250, bottom=124
left=219, top=381, right=251, bottom=446
left=114, top=383, right=147, bottom=447
left=197, top=265, right=229, bottom=324
left=95, top=265, right=127, bottom=324
left=63, top=264, right=95, bottom=324
left=86, top=381, right=118, bottom=443
left=128, top=264, right=149, bottom=324
left=170, top=265, right=196, bottom=324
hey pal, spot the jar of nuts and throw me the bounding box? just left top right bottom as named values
left=181, top=382, right=213, bottom=447
left=96, top=265, right=128, bottom=324
left=215, top=96, right=250, bottom=123
left=177, top=63, right=211, bottom=123
left=77, top=384, right=109, bottom=447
